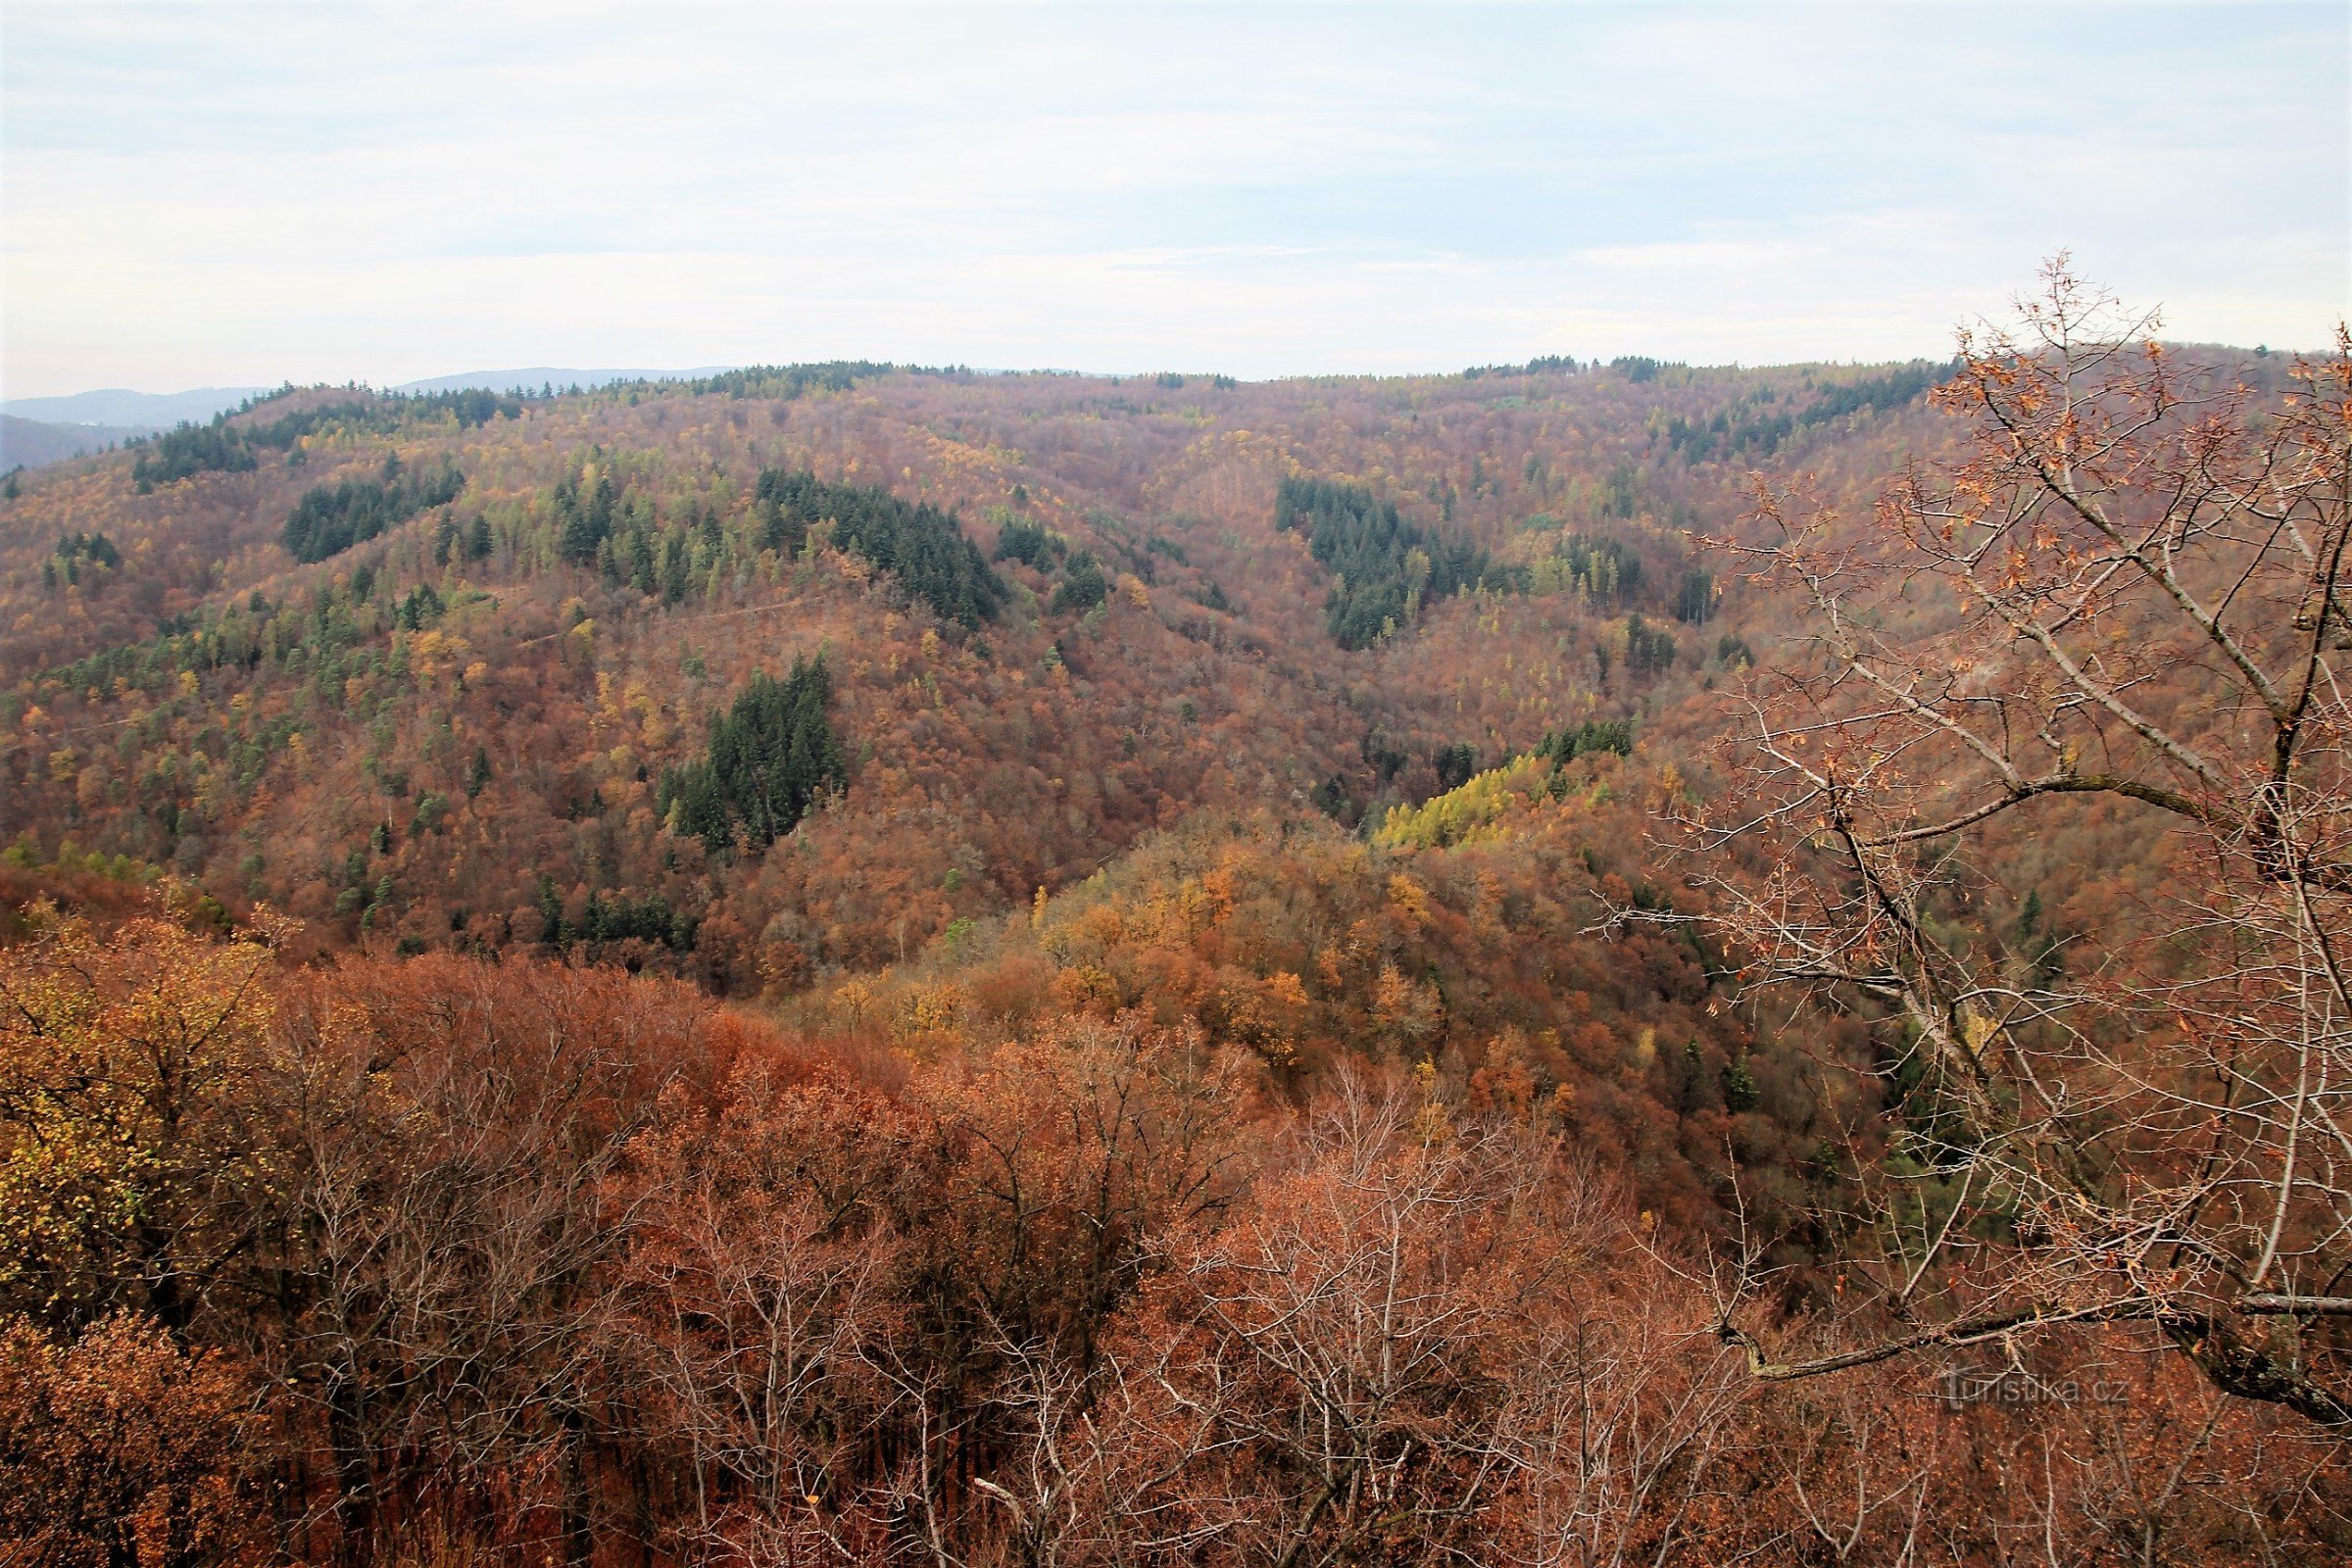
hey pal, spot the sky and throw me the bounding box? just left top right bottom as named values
left=2, top=1, right=2345, bottom=398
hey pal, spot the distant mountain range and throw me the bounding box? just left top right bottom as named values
left=6, top=369, right=742, bottom=426
left=1, top=386, right=270, bottom=429
left=0, top=414, right=149, bottom=469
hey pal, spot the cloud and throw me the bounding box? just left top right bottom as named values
left=3, top=2, right=2342, bottom=394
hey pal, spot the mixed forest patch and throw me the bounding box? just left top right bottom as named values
left=1273, top=474, right=1499, bottom=647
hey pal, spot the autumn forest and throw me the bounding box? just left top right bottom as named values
left=3, top=267, right=2349, bottom=1566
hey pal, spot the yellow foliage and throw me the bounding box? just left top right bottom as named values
left=1052, top=963, right=1122, bottom=1017
left=410, top=628, right=469, bottom=682
left=1409, top=1056, right=1452, bottom=1145
left=1386, top=873, right=1432, bottom=928
left=1374, top=755, right=1550, bottom=851
left=895, top=981, right=967, bottom=1039
left=832, top=977, right=876, bottom=1027
left=0, top=903, right=291, bottom=1321
left=1076, top=903, right=1128, bottom=950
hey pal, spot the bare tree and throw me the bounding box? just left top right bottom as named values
left=613, top=1056, right=910, bottom=1568
left=1493, top=1282, right=1746, bottom=1568
left=267, top=957, right=674, bottom=1562
left=1673, top=261, right=2352, bottom=1427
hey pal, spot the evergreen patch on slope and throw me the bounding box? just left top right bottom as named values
left=680, top=362, right=899, bottom=400
left=1545, top=532, right=1642, bottom=606
left=991, top=515, right=1063, bottom=569
left=1048, top=552, right=1107, bottom=614
left=43, top=531, right=122, bottom=591
left=659, top=657, right=848, bottom=852
left=1274, top=475, right=1496, bottom=649
left=553, top=470, right=620, bottom=564
left=280, top=457, right=466, bottom=564
left=536, top=880, right=698, bottom=953
left=1535, top=718, right=1633, bottom=764
left=130, top=423, right=258, bottom=489
left=752, top=468, right=1006, bottom=627
left=1659, top=359, right=1954, bottom=466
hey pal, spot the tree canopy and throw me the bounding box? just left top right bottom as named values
left=1274, top=475, right=1496, bottom=648
left=658, top=656, right=847, bottom=852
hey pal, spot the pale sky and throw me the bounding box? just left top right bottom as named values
left=2, top=1, right=2345, bottom=397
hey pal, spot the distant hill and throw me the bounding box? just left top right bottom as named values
left=1, top=385, right=266, bottom=427
left=0, top=414, right=149, bottom=469
left=391, top=366, right=738, bottom=395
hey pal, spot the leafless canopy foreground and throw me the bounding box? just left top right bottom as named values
left=1679, top=261, right=2352, bottom=1427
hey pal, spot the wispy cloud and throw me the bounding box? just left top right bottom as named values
left=3, top=2, right=2342, bottom=394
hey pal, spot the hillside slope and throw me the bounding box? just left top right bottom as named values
left=0, top=358, right=1954, bottom=983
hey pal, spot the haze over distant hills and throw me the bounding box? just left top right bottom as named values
left=5, top=369, right=743, bottom=426
left=0, top=385, right=270, bottom=428
left=0, top=386, right=271, bottom=471
left=0, top=414, right=148, bottom=468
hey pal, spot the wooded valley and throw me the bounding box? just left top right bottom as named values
left=1, top=268, right=2346, bottom=1565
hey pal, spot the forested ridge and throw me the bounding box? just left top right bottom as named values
left=1, top=281, right=2348, bottom=1565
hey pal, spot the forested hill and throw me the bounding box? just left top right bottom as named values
left=0, top=357, right=1956, bottom=982
left=0, top=354, right=1955, bottom=984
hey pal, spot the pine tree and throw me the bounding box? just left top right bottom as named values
left=557, top=474, right=615, bottom=565
left=1721, top=1054, right=1760, bottom=1112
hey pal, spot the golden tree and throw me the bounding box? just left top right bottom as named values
left=0, top=899, right=288, bottom=1332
